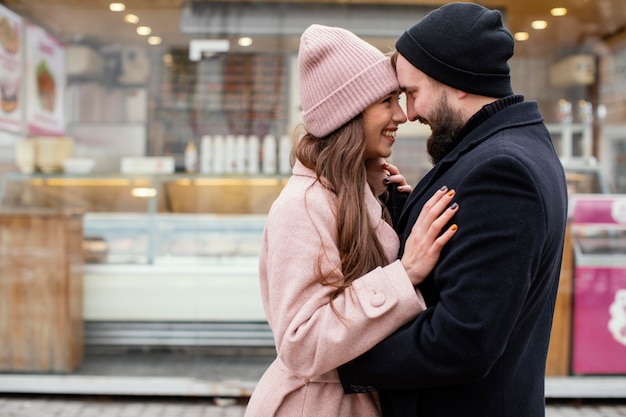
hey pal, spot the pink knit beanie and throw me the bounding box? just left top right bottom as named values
left=298, top=24, right=399, bottom=138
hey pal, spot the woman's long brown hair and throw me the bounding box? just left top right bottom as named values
left=295, top=115, right=391, bottom=302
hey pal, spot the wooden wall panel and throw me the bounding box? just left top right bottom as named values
left=0, top=211, right=83, bottom=373
left=546, top=222, right=573, bottom=376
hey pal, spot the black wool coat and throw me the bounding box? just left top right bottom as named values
left=338, top=98, right=568, bottom=417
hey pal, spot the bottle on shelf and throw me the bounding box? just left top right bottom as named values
left=224, top=135, right=236, bottom=174
left=235, top=135, right=247, bottom=174
left=279, top=134, right=292, bottom=174
left=212, top=135, right=225, bottom=174
left=184, top=140, right=198, bottom=173
left=262, top=134, right=277, bottom=174
left=200, top=135, right=212, bottom=174
left=247, top=135, right=260, bottom=174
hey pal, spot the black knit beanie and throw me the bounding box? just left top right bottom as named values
left=396, top=2, right=514, bottom=98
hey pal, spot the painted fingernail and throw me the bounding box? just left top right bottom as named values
left=450, top=202, right=458, bottom=210
left=383, top=178, right=390, bottom=184
left=439, top=185, right=448, bottom=192
left=446, top=190, right=456, bottom=197
left=450, top=224, right=458, bottom=231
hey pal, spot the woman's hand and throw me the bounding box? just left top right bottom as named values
left=400, top=186, right=459, bottom=286
left=365, top=158, right=412, bottom=196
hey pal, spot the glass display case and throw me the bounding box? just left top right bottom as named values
left=0, top=172, right=286, bottom=347
left=562, top=157, right=611, bottom=196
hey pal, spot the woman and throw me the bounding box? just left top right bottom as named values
left=244, top=24, right=459, bottom=417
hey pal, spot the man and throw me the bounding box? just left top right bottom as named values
left=338, top=3, right=568, bottom=417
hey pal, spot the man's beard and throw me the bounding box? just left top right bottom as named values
left=425, top=93, right=466, bottom=164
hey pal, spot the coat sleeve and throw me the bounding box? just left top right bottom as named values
left=261, top=182, right=426, bottom=380
left=384, top=183, right=409, bottom=228
left=338, top=153, right=549, bottom=390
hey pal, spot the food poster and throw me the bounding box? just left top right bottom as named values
left=25, top=22, right=65, bottom=136
left=0, top=5, right=23, bottom=132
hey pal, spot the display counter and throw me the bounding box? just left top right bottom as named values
left=81, top=213, right=267, bottom=321
left=0, top=172, right=287, bottom=347
left=0, top=173, right=286, bottom=214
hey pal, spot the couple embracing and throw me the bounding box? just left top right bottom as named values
left=245, top=3, right=568, bottom=417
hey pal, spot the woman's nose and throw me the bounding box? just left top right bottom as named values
left=393, top=104, right=407, bottom=124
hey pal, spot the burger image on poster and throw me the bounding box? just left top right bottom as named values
left=36, top=59, right=56, bottom=112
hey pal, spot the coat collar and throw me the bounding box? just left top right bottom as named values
left=292, top=159, right=386, bottom=225
left=397, top=98, right=545, bottom=226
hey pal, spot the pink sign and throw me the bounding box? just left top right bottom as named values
left=571, top=195, right=626, bottom=225
left=572, top=266, right=626, bottom=374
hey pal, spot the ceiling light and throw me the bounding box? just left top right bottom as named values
left=148, top=36, right=162, bottom=45
left=238, top=37, right=253, bottom=47
left=531, top=20, right=548, bottom=30
left=136, top=26, right=152, bottom=36
left=550, top=8, right=567, bottom=17
left=109, top=3, right=125, bottom=12
left=514, top=32, right=530, bottom=41
left=124, top=14, right=139, bottom=24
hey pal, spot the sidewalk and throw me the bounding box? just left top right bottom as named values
left=1, top=349, right=626, bottom=399
left=1, top=395, right=626, bottom=416
left=0, top=349, right=625, bottom=416
left=0, top=349, right=273, bottom=398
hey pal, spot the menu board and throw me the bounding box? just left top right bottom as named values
left=25, top=22, right=65, bottom=136
left=0, top=5, right=22, bottom=132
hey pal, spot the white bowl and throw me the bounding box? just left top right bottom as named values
left=63, top=158, right=95, bottom=174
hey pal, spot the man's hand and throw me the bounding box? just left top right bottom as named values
left=365, top=158, right=413, bottom=196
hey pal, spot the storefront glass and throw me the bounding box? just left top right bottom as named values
left=0, top=0, right=625, bottom=392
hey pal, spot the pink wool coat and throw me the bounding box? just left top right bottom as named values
left=244, top=161, right=426, bottom=417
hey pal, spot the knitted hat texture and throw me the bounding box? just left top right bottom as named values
left=396, top=2, right=514, bottom=98
left=298, top=24, right=399, bottom=137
